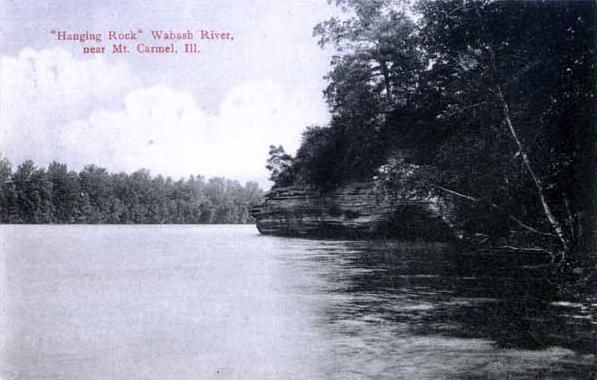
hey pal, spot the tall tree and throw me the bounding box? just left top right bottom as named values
left=280, top=0, right=427, bottom=186
left=280, top=0, right=595, bottom=267
left=412, top=0, right=596, bottom=262
left=0, top=157, right=19, bottom=223
left=48, top=161, right=81, bottom=223
left=266, top=145, right=295, bottom=188
left=12, top=161, right=54, bottom=223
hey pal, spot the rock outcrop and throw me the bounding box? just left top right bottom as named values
left=250, top=182, right=456, bottom=241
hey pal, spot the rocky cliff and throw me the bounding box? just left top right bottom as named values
left=250, top=182, right=456, bottom=241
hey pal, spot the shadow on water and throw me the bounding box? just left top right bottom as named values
left=301, top=240, right=597, bottom=377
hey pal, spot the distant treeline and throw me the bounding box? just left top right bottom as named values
left=0, top=159, right=264, bottom=224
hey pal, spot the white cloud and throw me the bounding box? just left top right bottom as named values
left=64, top=81, right=324, bottom=186
left=1, top=48, right=328, bottom=187
left=1, top=47, right=137, bottom=163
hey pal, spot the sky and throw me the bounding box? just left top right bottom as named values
left=0, top=0, right=335, bottom=189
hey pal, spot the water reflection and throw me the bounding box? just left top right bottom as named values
left=283, top=239, right=596, bottom=378
left=2, top=226, right=595, bottom=379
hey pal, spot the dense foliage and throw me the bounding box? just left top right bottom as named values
left=0, top=159, right=263, bottom=224
left=267, top=0, right=596, bottom=268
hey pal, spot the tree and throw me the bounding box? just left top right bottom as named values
left=412, top=0, right=596, bottom=264
left=0, top=157, right=19, bottom=223
left=266, top=145, right=295, bottom=188
left=1, top=159, right=263, bottom=225
left=279, top=0, right=595, bottom=269
left=79, top=165, right=114, bottom=223
left=314, top=0, right=422, bottom=112
left=308, top=0, right=425, bottom=185
left=48, top=161, right=81, bottom=223
left=12, top=160, right=54, bottom=223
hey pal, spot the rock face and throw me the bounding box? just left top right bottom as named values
left=250, top=182, right=456, bottom=241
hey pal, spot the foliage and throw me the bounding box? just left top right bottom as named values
left=0, top=159, right=264, bottom=224
left=410, top=0, right=596, bottom=265
left=266, top=145, right=295, bottom=188
left=267, top=0, right=596, bottom=267
left=268, top=0, right=423, bottom=187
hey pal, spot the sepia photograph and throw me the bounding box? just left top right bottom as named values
left=1, top=0, right=596, bottom=378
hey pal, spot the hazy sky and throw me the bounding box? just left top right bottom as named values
left=0, top=0, right=335, bottom=188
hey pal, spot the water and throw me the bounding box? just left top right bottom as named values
left=1, top=225, right=595, bottom=379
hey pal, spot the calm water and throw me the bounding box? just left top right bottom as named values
left=1, top=225, right=595, bottom=379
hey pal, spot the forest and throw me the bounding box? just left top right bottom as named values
left=0, top=158, right=263, bottom=224
left=267, top=0, right=596, bottom=272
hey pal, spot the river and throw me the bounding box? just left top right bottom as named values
left=1, top=225, right=595, bottom=379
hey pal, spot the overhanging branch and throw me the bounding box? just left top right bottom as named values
left=428, top=183, right=555, bottom=238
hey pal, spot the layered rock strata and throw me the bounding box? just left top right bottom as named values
left=250, top=182, right=455, bottom=241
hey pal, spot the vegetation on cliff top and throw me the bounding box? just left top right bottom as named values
left=266, top=0, right=596, bottom=272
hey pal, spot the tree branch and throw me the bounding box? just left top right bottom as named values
left=428, top=183, right=554, bottom=238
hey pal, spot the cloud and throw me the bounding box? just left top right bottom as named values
left=1, top=48, right=328, bottom=187
left=64, top=81, right=324, bottom=185
left=1, top=47, right=137, bottom=163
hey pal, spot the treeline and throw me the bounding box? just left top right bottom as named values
left=267, top=0, right=595, bottom=268
left=0, top=159, right=264, bottom=224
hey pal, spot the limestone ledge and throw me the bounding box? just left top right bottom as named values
left=250, top=182, right=455, bottom=240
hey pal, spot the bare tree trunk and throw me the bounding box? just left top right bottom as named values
left=495, top=85, right=569, bottom=253
left=379, top=61, right=393, bottom=104
left=472, top=3, right=569, bottom=255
